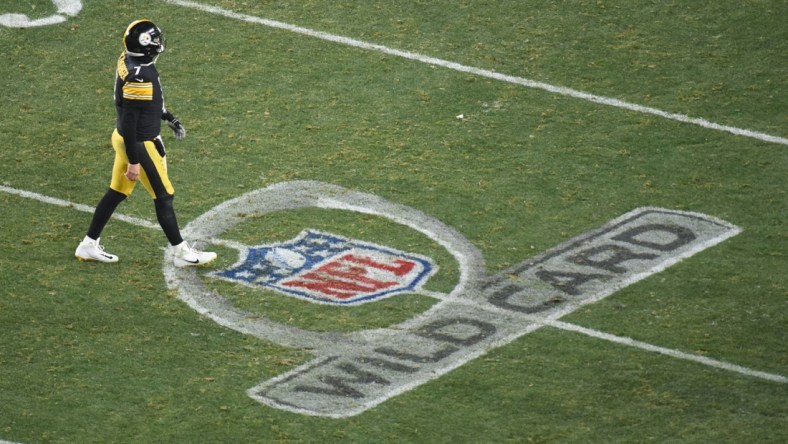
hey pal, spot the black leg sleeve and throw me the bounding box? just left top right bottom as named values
left=87, top=188, right=127, bottom=239
left=154, top=194, right=184, bottom=246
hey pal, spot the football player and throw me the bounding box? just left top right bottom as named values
left=75, top=19, right=216, bottom=267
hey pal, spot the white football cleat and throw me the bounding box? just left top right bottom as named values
left=172, top=241, right=217, bottom=268
left=75, top=236, right=119, bottom=263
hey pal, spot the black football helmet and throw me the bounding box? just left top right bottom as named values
left=123, top=19, right=164, bottom=57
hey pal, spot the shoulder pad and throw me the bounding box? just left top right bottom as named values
left=118, top=53, right=156, bottom=83
left=116, top=53, right=129, bottom=81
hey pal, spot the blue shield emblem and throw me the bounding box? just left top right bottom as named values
left=210, top=230, right=437, bottom=305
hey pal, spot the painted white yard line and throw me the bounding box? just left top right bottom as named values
left=0, top=184, right=158, bottom=230
left=164, top=0, right=788, bottom=146
left=418, top=289, right=787, bottom=384
left=4, top=182, right=785, bottom=386
left=547, top=320, right=788, bottom=383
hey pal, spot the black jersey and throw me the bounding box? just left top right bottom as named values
left=114, top=52, right=165, bottom=163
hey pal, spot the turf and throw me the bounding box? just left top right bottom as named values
left=1, top=0, right=785, bottom=443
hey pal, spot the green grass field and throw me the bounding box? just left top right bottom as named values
left=1, top=1, right=786, bottom=442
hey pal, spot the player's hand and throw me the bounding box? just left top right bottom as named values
left=124, top=163, right=141, bottom=181
left=167, top=118, right=186, bottom=140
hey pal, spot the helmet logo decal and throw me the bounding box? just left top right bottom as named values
left=139, top=32, right=152, bottom=46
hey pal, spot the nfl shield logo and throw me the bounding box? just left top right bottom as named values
left=210, top=230, right=437, bottom=305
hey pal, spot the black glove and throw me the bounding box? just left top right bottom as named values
left=162, top=112, right=186, bottom=140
